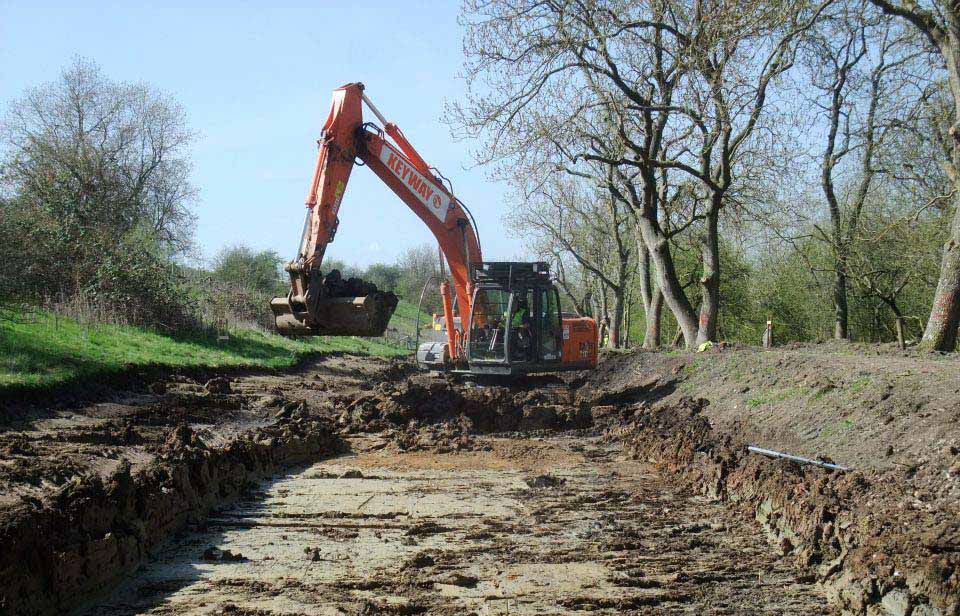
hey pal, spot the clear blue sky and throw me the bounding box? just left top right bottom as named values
left=0, top=0, right=522, bottom=268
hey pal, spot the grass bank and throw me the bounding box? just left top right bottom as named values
left=0, top=307, right=408, bottom=390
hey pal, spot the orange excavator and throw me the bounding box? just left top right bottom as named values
left=270, top=83, right=597, bottom=376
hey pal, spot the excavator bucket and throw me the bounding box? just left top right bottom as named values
left=271, top=269, right=398, bottom=337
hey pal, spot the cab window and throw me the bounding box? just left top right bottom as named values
left=468, top=288, right=509, bottom=361
left=539, top=288, right=562, bottom=360
left=509, top=289, right=534, bottom=362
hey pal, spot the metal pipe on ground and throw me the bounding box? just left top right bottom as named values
left=747, top=445, right=851, bottom=472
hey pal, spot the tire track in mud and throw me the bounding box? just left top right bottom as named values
left=80, top=435, right=830, bottom=615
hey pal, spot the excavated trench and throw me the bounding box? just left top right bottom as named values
left=1, top=353, right=953, bottom=615
left=78, top=434, right=827, bottom=615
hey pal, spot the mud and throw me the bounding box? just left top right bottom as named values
left=2, top=347, right=955, bottom=615
left=0, top=405, right=342, bottom=614
left=306, top=269, right=400, bottom=336
left=0, top=355, right=389, bottom=615
left=332, top=378, right=591, bottom=448
left=79, top=435, right=828, bottom=615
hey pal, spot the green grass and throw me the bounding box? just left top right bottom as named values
left=846, top=376, right=872, bottom=394
left=380, top=300, right=436, bottom=350
left=0, top=308, right=407, bottom=389
left=387, top=301, right=433, bottom=335
left=744, top=386, right=805, bottom=410
left=392, top=300, right=432, bottom=323
left=819, top=418, right=855, bottom=439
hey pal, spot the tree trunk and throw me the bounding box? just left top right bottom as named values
left=636, top=234, right=663, bottom=349
left=589, top=285, right=602, bottom=326
left=643, top=290, right=663, bottom=349
left=694, top=207, right=720, bottom=347
left=617, top=173, right=698, bottom=347
left=622, top=291, right=632, bottom=349
left=921, top=36, right=960, bottom=351
left=895, top=316, right=906, bottom=350
left=671, top=325, right=683, bottom=348
left=834, top=267, right=850, bottom=340
left=635, top=219, right=699, bottom=348
left=864, top=4, right=960, bottom=351
left=921, top=209, right=960, bottom=351
left=598, top=280, right=610, bottom=348
left=881, top=298, right=908, bottom=349
left=610, top=285, right=625, bottom=348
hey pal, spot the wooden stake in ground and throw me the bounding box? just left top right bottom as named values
left=763, top=317, right=774, bottom=349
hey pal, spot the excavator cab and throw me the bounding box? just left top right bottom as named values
left=465, top=262, right=567, bottom=376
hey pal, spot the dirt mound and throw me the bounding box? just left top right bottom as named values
left=332, top=377, right=592, bottom=450
left=0, top=409, right=343, bottom=615
left=319, top=268, right=389, bottom=299
left=615, top=392, right=959, bottom=616
left=587, top=347, right=960, bottom=474
left=317, top=269, right=399, bottom=336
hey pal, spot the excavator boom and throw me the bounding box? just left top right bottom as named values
left=271, top=83, right=479, bottom=356
left=271, top=82, right=597, bottom=375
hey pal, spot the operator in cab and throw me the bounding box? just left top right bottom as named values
left=510, top=295, right=534, bottom=361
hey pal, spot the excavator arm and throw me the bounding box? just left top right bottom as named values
left=271, top=83, right=481, bottom=362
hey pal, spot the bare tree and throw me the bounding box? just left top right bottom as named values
left=454, top=0, right=828, bottom=348
left=507, top=171, right=635, bottom=347
left=802, top=5, right=921, bottom=340
left=0, top=57, right=197, bottom=258
left=551, top=255, right=594, bottom=317
left=866, top=0, right=960, bottom=349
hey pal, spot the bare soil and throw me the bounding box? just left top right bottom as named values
left=588, top=344, right=960, bottom=472
left=581, top=346, right=960, bottom=615
left=1, top=344, right=957, bottom=615
left=80, top=435, right=826, bottom=615
left=0, top=355, right=385, bottom=508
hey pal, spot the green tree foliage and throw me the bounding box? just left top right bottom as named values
left=385, top=245, right=441, bottom=314
left=751, top=243, right=834, bottom=343
left=362, top=263, right=402, bottom=295
left=87, top=231, right=195, bottom=330
left=212, top=246, right=284, bottom=295
left=0, top=58, right=197, bottom=328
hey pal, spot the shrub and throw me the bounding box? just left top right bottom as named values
left=86, top=236, right=197, bottom=331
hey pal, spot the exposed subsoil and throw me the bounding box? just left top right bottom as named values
left=583, top=347, right=960, bottom=616
left=0, top=355, right=385, bottom=615
left=1, top=345, right=956, bottom=615
left=79, top=435, right=827, bottom=615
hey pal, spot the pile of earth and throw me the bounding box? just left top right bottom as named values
left=317, top=269, right=399, bottom=335
left=0, top=407, right=344, bottom=615
left=579, top=358, right=960, bottom=616
left=330, top=377, right=592, bottom=452
left=580, top=346, right=960, bottom=476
